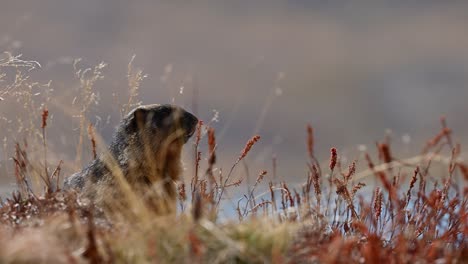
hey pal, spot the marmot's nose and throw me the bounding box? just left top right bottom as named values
left=182, top=111, right=198, bottom=141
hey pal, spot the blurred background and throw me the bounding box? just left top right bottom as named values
left=1, top=1, right=467, bottom=198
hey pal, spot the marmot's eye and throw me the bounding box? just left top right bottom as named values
left=153, top=107, right=173, bottom=129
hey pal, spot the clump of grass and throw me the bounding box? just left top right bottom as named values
left=0, top=53, right=466, bottom=263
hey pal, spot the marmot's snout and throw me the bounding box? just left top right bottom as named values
left=181, top=111, right=198, bottom=142
left=157, top=104, right=198, bottom=142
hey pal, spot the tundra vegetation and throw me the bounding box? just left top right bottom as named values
left=0, top=53, right=466, bottom=263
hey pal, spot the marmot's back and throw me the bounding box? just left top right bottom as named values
left=64, top=104, right=198, bottom=212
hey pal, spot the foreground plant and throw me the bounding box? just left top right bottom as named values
left=0, top=57, right=465, bottom=262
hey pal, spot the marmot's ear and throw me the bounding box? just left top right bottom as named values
left=133, top=108, right=148, bottom=129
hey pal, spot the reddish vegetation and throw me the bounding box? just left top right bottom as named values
left=0, top=111, right=466, bottom=263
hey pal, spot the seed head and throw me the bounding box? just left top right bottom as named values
left=329, top=147, right=338, bottom=171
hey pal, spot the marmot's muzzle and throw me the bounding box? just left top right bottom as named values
left=182, top=111, right=198, bottom=142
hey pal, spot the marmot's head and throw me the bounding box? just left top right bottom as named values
left=129, top=103, right=198, bottom=151
left=131, top=104, right=197, bottom=142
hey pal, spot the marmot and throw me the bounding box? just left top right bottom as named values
left=64, top=104, right=198, bottom=213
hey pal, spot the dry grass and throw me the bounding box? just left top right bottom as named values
left=0, top=53, right=466, bottom=263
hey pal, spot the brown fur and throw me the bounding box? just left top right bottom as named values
left=64, top=104, right=198, bottom=213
